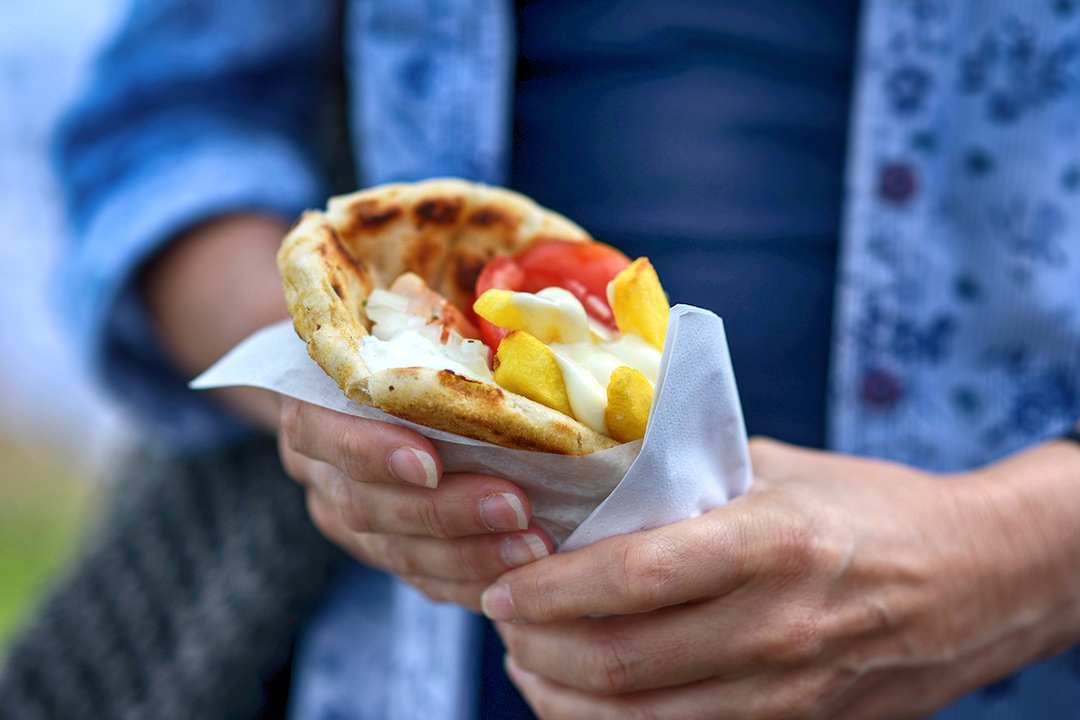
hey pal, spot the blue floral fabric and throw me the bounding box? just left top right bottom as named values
left=833, top=0, right=1080, bottom=473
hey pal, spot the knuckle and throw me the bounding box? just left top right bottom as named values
left=761, top=609, right=826, bottom=668
left=617, top=539, right=678, bottom=610
left=506, top=567, right=580, bottom=622
left=363, top=534, right=418, bottom=576
left=378, top=540, right=414, bottom=575
left=413, top=497, right=453, bottom=539
left=762, top=510, right=819, bottom=575
left=306, top=491, right=356, bottom=554
left=451, top=540, right=489, bottom=581
left=528, top=577, right=568, bottom=622
left=780, top=614, right=827, bottom=667
left=581, top=633, right=638, bottom=694
left=336, top=424, right=376, bottom=482
left=330, top=479, right=373, bottom=532
left=279, top=399, right=302, bottom=446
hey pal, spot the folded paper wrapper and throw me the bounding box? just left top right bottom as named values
left=194, top=303, right=753, bottom=720
left=191, top=304, right=752, bottom=551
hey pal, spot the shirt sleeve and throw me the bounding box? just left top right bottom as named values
left=54, top=0, right=337, bottom=449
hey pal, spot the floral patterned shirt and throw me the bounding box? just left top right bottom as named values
left=833, top=0, right=1080, bottom=474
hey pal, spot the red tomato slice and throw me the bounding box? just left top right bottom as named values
left=475, top=241, right=632, bottom=350
left=475, top=257, right=526, bottom=348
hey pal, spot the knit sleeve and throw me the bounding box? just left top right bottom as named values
left=0, top=439, right=349, bottom=720
left=53, top=0, right=337, bottom=447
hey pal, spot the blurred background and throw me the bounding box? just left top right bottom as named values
left=0, top=0, right=133, bottom=655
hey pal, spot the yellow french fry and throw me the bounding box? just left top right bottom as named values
left=609, top=258, right=669, bottom=351
left=474, top=289, right=524, bottom=331
left=605, top=366, right=653, bottom=443
left=494, top=330, right=574, bottom=417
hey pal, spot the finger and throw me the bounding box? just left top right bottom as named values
left=498, top=592, right=833, bottom=696
left=306, top=490, right=506, bottom=604
left=481, top=508, right=757, bottom=622
left=496, top=605, right=733, bottom=695
left=282, top=427, right=534, bottom=537
left=352, top=525, right=552, bottom=580
left=506, top=657, right=646, bottom=720
left=280, top=397, right=441, bottom=487
left=399, top=576, right=499, bottom=613
left=307, top=471, right=534, bottom=538
left=279, top=432, right=335, bottom=503
left=505, top=656, right=824, bottom=720
left=307, top=487, right=551, bottom=578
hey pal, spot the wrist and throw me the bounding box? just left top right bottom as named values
left=952, top=441, right=1080, bottom=667
left=141, top=212, right=291, bottom=431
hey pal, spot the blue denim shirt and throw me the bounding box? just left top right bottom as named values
left=56, top=1, right=1080, bottom=718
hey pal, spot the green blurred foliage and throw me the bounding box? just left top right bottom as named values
left=0, top=435, right=102, bottom=654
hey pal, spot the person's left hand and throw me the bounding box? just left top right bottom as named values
left=483, top=437, right=1080, bottom=720
left=278, top=398, right=553, bottom=612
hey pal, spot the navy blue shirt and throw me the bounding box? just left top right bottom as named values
left=489, top=2, right=859, bottom=717
left=511, top=0, right=859, bottom=449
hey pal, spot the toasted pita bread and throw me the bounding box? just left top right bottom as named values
left=277, top=178, right=620, bottom=454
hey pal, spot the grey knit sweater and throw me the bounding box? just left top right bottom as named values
left=0, top=437, right=348, bottom=720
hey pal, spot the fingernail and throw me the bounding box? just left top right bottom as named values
left=389, top=447, right=438, bottom=488
left=481, top=583, right=515, bottom=621
left=480, top=493, right=528, bottom=531
left=502, top=533, right=549, bottom=567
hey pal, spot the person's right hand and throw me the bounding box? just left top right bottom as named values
left=278, top=397, right=553, bottom=611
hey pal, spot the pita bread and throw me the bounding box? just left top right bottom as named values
left=277, top=178, right=620, bottom=454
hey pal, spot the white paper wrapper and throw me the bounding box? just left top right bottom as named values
left=191, top=304, right=752, bottom=548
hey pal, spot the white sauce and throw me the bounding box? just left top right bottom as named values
left=359, top=289, right=494, bottom=383
left=505, top=287, right=590, bottom=344
left=359, top=285, right=663, bottom=437
left=507, top=290, right=661, bottom=435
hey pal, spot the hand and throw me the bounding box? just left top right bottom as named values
left=483, top=438, right=1080, bottom=719
left=142, top=213, right=552, bottom=612
left=279, top=398, right=552, bottom=611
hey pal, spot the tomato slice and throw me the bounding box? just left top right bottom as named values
left=475, top=241, right=632, bottom=350
left=475, top=257, right=526, bottom=349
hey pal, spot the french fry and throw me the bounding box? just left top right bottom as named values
left=493, top=330, right=574, bottom=417
left=477, top=258, right=666, bottom=442
left=605, top=366, right=653, bottom=443
left=609, top=258, right=669, bottom=350
left=474, top=289, right=524, bottom=332
left=476, top=287, right=587, bottom=343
